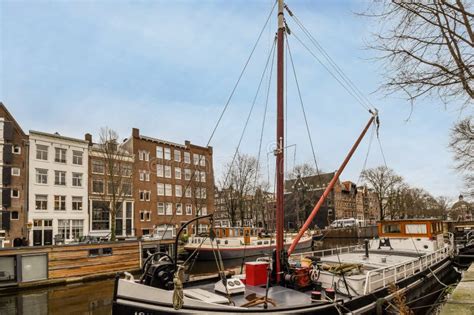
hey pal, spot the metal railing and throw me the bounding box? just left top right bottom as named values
left=363, top=246, right=450, bottom=294
left=290, top=244, right=364, bottom=260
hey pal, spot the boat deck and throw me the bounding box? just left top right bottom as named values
left=191, top=283, right=317, bottom=308
left=319, top=250, right=422, bottom=270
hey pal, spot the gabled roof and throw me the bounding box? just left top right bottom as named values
left=285, top=172, right=336, bottom=192
left=0, top=102, right=27, bottom=137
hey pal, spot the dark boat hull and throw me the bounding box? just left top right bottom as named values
left=185, top=238, right=313, bottom=260
left=113, top=257, right=458, bottom=314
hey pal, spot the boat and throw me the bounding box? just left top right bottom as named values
left=112, top=1, right=459, bottom=313
left=184, top=227, right=313, bottom=260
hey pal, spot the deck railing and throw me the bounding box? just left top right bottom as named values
left=363, top=246, right=450, bottom=294
left=290, top=244, right=364, bottom=260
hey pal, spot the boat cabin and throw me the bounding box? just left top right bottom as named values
left=374, top=219, right=445, bottom=252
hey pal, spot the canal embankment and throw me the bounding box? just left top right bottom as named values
left=439, top=263, right=474, bottom=315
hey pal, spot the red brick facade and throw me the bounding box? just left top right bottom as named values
left=0, top=103, right=28, bottom=247
left=124, top=128, right=214, bottom=237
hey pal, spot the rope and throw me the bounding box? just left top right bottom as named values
left=172, top=265, right=184, bottom=310
left=158, top=0, right=277, bottom=242
left=286, top=34, right=324, bottom=188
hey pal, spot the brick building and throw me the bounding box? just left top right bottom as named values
left=0, top=103, right=28, bottom=247
left=123, top=128, right=214, bottom=237
left=85, top=134, right=135, bottom=239
left=284, top=172, right=336, bottom=229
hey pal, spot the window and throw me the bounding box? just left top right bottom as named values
left=175, top=167, right=181, bottom=179
left=12, top=168, right=20, bottom=176
left=174, top=150, right=181, bottom=162
left=36, top=168, right=48, bottom=184
left=185, top=169, right=191, bottom=180
left=157, top=184, right=165, bottom=196
left=184, top=152, right=191, bottom=164
left=122, top=164, right=132, bottom=176
left=139, top=150, right=150, bottom=161
left=36, top=144, right=48, bottom=160
left=92, top=201, right=110, bottom=230
left=165, top=203, right=172, bottom=215
left=193, top=154, right=199, bottom=165
left=164, top=148, right=171, bottom=160
left=92, top=160, right=105, bottom=174
left=54, top=195, right=66, bottom=211
left=122, top=182, right=132, bottom=196
left=142, top=229, right=150, bottom=235
left=383, top=224, right=401, bottom=234
left=196, top=188, right=206, bottom=199
left=12, top=189, right=19, bottom=198
left=72, top=196, right=83, bottom=210
left=144, top=171, right=150, bottom=181
left=194, top=170, right=200, bottom=182
left=139, top=171, right=144, bottom=181
left=11, top=211, right=19, bottom=220
left=72, top=150, right=83, bottom=165
left=176, top=203, right=183, bottom=215
left=71, top=220, right=84, bottom=239
left=201, top=206, right=207, bottom=215
left=35, top=195, right=48, bottom=210
left=156, top=146, right=163, bottom=159
left=72, top=173, right=83, bottom=187
left=92, top=180, right=104, bottom=194
left=140, top=211, right=151, bottom=221
left=13, top=145, right=21, bottom=154
left=186, top=204, right=192, bottom=215
left=157, top=164, right=163, bottom=177
left=200, top=155, right=206, bottom=166
left=164, top=166, right=172, bottom=178
left=55, top=148, right=67, bottom=163
left=54, top=171, right=66, bottom=186
left=405, top=224, right=427, bottom=234
left=200, top=171, right=206, bottom=182
left=58, top=219, right=71, bottom=240
left=165, top=184, right=172, bottom=196
left=175, top=185, right=182, bottom=197
left=158, top=203, right=165, bottom=215
left=185, top=187, right=192, bottom=198
left=139, top=190, right=151, bottom=201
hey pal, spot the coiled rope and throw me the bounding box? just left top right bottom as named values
left=173, top=265, right=185, bottom=310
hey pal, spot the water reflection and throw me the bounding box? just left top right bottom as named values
left=0, top=279, right=114, bottom=315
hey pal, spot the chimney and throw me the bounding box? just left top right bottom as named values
left=132, top=128, right=139, bottom=138
left=84, top=133, right=92, bottom=145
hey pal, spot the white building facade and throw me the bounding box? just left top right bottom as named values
left=28, top=131, right=89, bottom=246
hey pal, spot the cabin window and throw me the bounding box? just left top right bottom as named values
left=89, top=248, right=113, bottom=257
left=383, top=224, right=401, bottom=234
left=257, top=241, right=262, bottom=245
left=224, top=240, right=228, bottom=245
left=405, top=224, right=427, bottom=234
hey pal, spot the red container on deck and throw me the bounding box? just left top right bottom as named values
left=245, top=262, right=269, bottom=286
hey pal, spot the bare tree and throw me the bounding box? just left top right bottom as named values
left=220, top=154, right=258, bottom=227
left=363, top=1, right=474, bottom=105
left=450, top=117, right=474, bottom=197
left=361, top=166, right=404, bottom=220
left=97, top=128, right=133, bottom=241
left=287, top=162, right=319, bottom=180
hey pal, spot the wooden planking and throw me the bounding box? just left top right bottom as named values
left=49, top=252, right=139, bottom=269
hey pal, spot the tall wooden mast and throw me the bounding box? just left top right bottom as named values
left=275, top=0, right=285, bottom=282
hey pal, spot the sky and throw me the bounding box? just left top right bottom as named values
left=0, top=0, right=468, bottom=199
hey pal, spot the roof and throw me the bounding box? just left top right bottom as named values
left=285, top=172, right=336, bottom=191
left=29, top=130, right=89, bottom=145
left=0, top=102, right=27, bottom=137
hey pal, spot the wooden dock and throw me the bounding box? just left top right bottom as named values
left=0, top=239, right=174, bottom=290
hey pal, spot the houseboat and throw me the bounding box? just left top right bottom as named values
left=184, top=227, right=313, bottom=260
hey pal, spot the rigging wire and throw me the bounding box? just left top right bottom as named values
left=158, top=1, right=278, bottom=242
left=285, top=34, right=324, bottom=188
left=290, top=31, right=371, bottom=114
left=206, top=0, right=278, bottom=147
left=356, top=123, right=376, bottom=186
left=285, top=6, right=374, bottom=111
left=223, top=37, right=277, bottom=188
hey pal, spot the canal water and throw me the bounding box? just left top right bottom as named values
left=0, top=239, right=359, bottom=315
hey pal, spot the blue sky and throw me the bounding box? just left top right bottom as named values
left=0, top=0, right=468, bottom=199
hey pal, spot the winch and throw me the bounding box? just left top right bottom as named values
left=140, top=252, right=175, bottom=290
